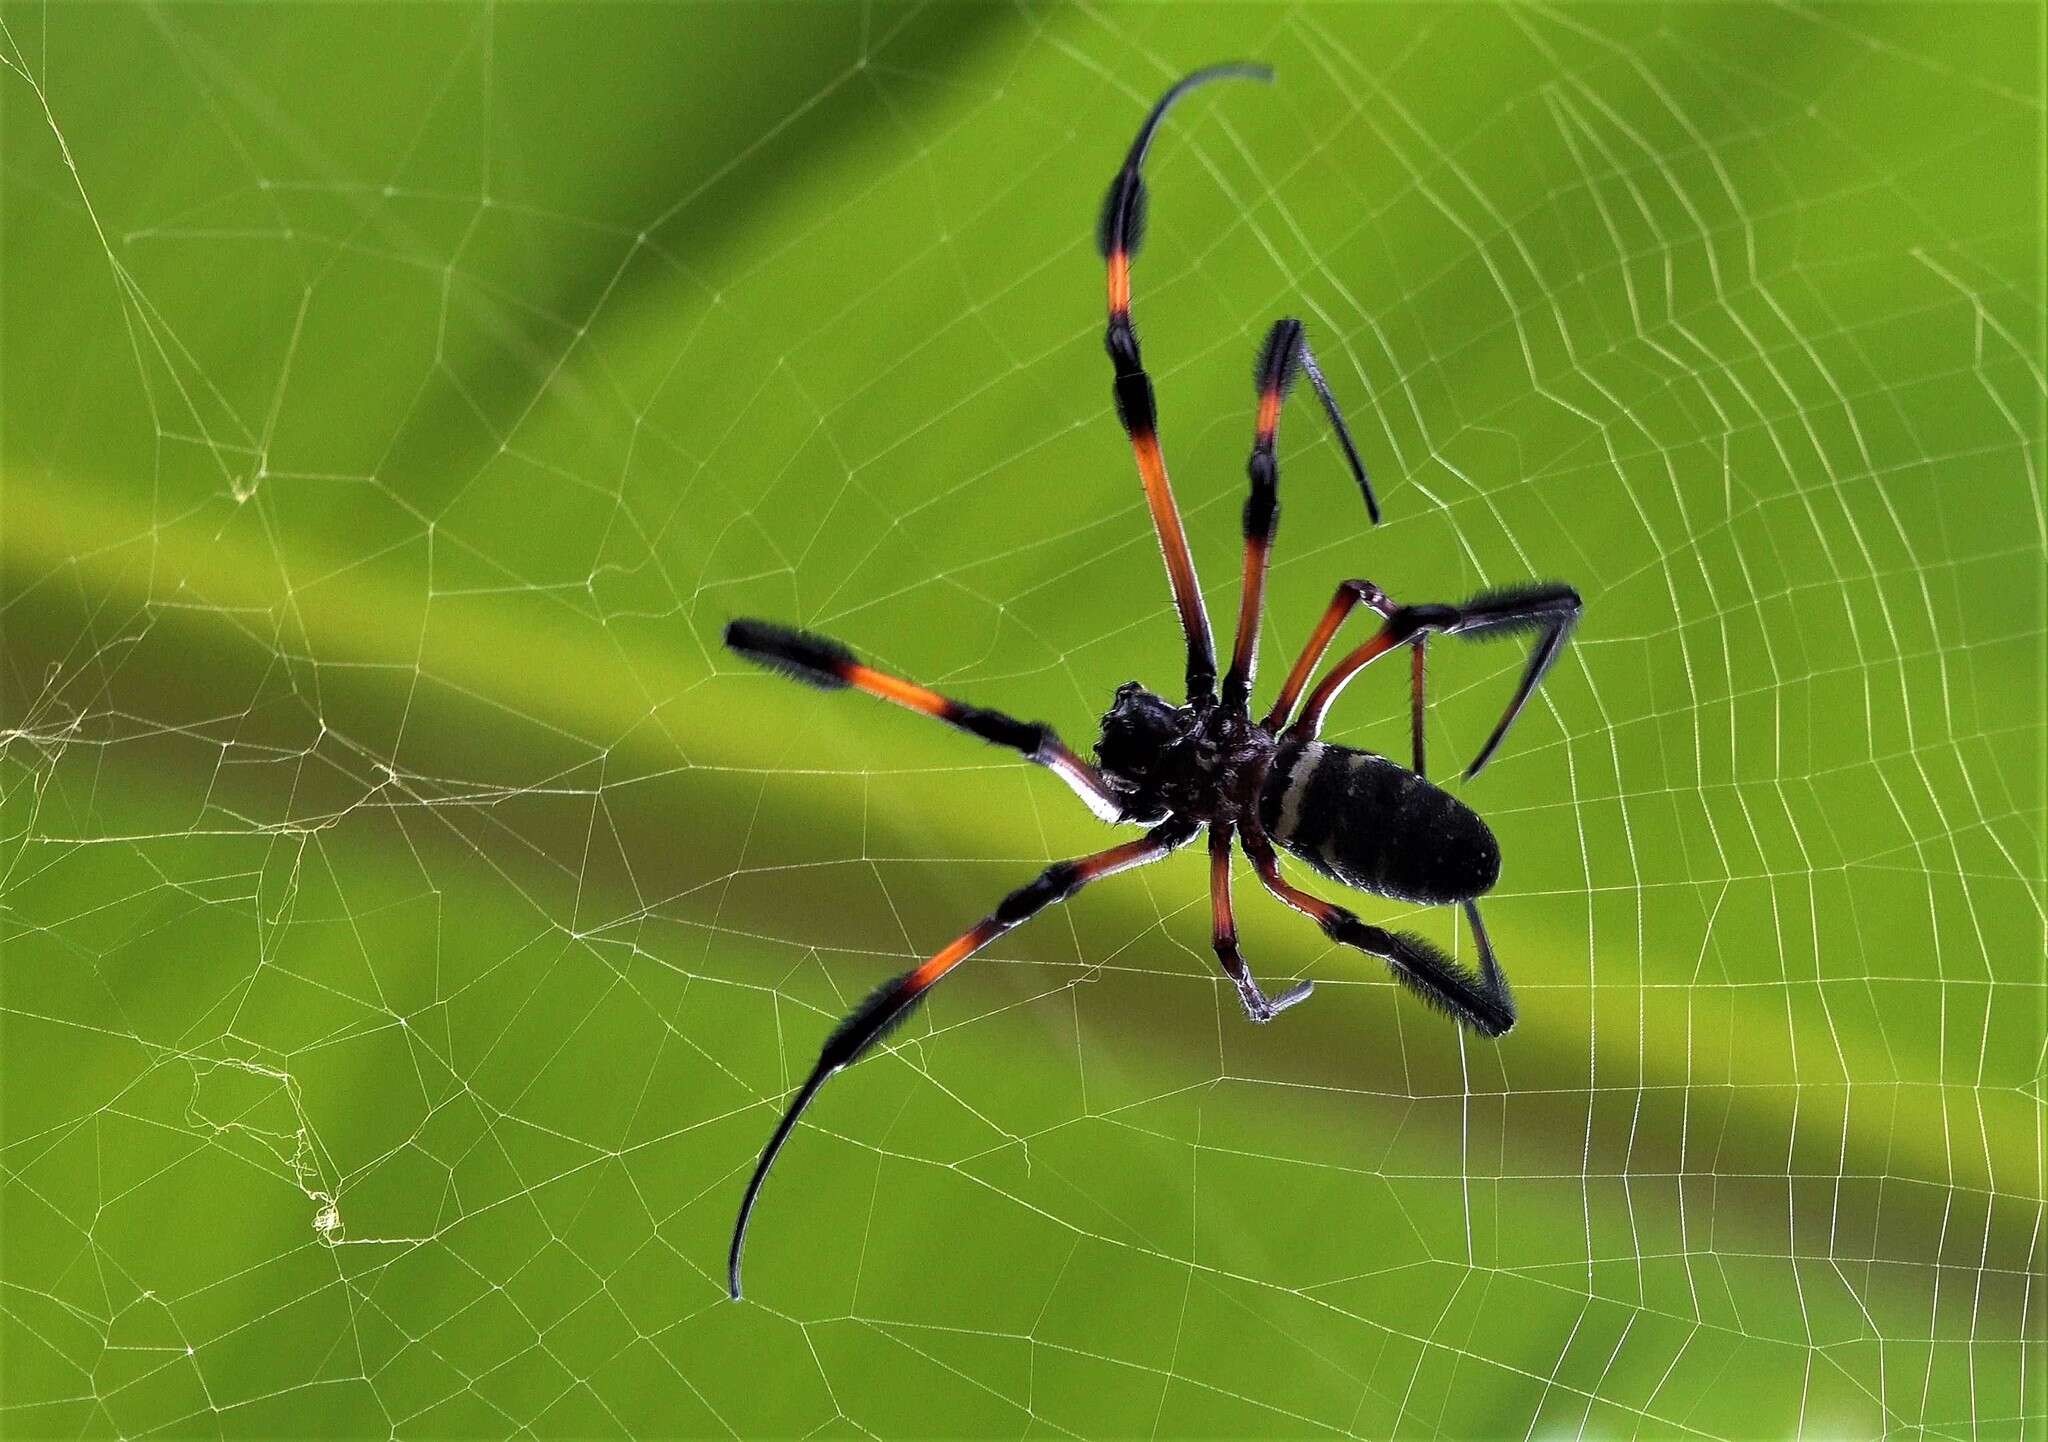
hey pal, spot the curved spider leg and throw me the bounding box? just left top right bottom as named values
left=1209, top=821, right=1314, bottom=1023
left=1098, top=63, right=1271, bottom=704
left=1452, top=584, right=1582, bottom=777
left=725, top=619, right=1136, bottom=823
left=1263, top=579, right=1429, bottom=775
left=1260, top=577, right=1394, bottom=732
left=1295, top=331, right=1378, bottom=523
left=727, top=818, right=1198, bottom=1299
left=1282, top=597, right=1418, bottom=740
left=1240, top=822, right=1515, bottom=1037
left=1222, top=318, right=1376, bottom=714
left=1284, top=583, right=1581, bottom=778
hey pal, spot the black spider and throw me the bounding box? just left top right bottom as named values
left=721, top=63, right=1581, bottom=1300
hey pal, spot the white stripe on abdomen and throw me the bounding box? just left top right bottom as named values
left=1274, top=741, right=1326, bottom=843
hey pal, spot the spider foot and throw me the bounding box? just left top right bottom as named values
left=1238, top=978, right=1314, bottom=1024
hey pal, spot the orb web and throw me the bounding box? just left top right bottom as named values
left=2, top=4, right=2040, bottom=1437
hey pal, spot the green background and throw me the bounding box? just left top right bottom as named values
left=3, top=4, right=2041, bottom=1437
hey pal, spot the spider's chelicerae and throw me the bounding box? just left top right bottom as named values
left=723, top=63, right=1581, bottom=1300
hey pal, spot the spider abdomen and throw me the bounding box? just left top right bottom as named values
left=1259, top=739, right=1500, bottom=906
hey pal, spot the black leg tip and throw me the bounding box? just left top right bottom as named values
left=1255, top=318, right=1305, bottom=394
left=725, top=618, right=856, bottom=690
left=1465, top=998, right=1516, bottom=1038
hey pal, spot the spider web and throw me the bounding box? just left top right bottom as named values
left=3, top=3, right=2042, bottom=1437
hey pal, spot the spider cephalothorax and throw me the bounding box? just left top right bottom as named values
left=1096, top=685, right=1289, bottom=829
left=720, top=63, right=1581, bottom=1301
left=1092, top=680, right=1190, bottom=804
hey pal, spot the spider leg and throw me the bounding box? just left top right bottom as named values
left=1241, top=823, right=1515, bottom=1037
left=1260, top=577, right=1395, bottom=731
left=727, top=818, right=1198, bottom=1299
left=1408, top=638, right=1428, bottom=778
left=1262, top=578, right=1431, bottom=776
left=726, top=619, right=1135, bottom=823
left=1286, top=582, right=1581, bottom=778
left=1208, top=821, right=1314, bottom=1023
left=1099, top=63, right=1270, bottom=704
left=1221, top=319, right=1376, bottom=714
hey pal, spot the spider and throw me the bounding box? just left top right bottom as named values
left=722, top=63, right=1581, bottom=1301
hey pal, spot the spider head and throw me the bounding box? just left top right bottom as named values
left=1094, top=682, right=1191, bottom=816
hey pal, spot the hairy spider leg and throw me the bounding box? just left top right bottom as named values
left=1098, top=63, right=1271, bottom=704
left=727, top=819, right=1197, bottom=1298
left=1208, top=821, right=1315, bottom=1023
left=1286, top=582, right=1582, bottom=778
left=1222, top=318, right=1376, bottom=713
left=724, top=619, right=1130, bottom=823
left=1240, top=823, right=1515, bottom=1037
